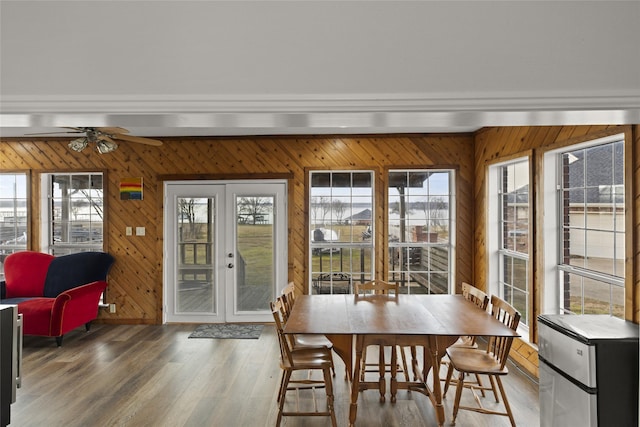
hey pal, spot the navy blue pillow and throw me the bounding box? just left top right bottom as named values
left=43, top=252, right=114, bottom=298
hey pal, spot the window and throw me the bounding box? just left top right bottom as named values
left=0, top=173, right=28, bottom=278
left=498, top=160, right=530, bottom=326
left=543, top=134, right=625, bottom=318
left=388, top=170, right=454, bottom=294
left=41, top=173, right=105, bottom=255
left=309, top=171, right=374, bottom=294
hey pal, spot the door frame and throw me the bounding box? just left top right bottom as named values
left=163, top=179, right=288, bottom=324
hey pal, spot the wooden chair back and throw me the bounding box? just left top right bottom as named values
left=461, top=282, right=489, bottom=310
left=487, top=295, right=521, bottom=369
left=280, top=281, right=296, bottom=320
left=354, top=279, right=399, bottom=295
left=271, top=297, right=294, bottom=367
left=456, top=283, right=489, bottom=348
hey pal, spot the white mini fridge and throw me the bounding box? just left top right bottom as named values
left=538, top=314, right=638, bottom=427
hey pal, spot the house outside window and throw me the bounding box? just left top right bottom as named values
left=388, top=170, right=454, bottom=294
left=0, top=173, right=28, bottom=278
left=309, top=171, right=374, bottom=294
left=543, top=134, right=625, bottom=318
left=41, top=173, right=105, bottom=255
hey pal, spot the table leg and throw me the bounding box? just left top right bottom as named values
left=349, top=335, right=364, bottom=427
left=426, top=336, right=445, bottom=427
left=377, top=346, right=386, bottom=402
left=326, top=334, right=353, bottom=381
left=410, top=345, right=420, bottom=381
left=390, top=345, right=398, bottom=403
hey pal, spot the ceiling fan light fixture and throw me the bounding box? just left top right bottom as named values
left=95, top=138, right=118, bottom=154
left=69, top=137, right=89, bottom=152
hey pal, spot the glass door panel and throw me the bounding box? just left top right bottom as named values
left=235, top=195, right=274, bottom=312
left=176, top=197, right=216, bottom=314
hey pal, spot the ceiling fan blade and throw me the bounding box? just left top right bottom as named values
left=97, top=127, right=130, bottom=134
left=24, top=130, right=84, bottom=136
left=111, top=133, right=163, bottom=146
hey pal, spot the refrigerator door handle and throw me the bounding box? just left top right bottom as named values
left=15, top=313, right=22, bottom=390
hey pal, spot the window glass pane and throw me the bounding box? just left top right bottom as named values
left=428, top=172, right=449, bottom=196
left=503, top=256, right=513, bottom=286
left=586, top=205, right=615, bottom=231
left=311, top=172, right=330, bottom=187
left=613, top=142, right=624, bottom=185
left=332, top=172, right=351, bottom=188
left=562, top=272, right=624, bottom=317
left=564, top=152, right=584, bottom=188
left=352, top=172, right=372, bottom=188
left=585, top=145, right=613, bottom=186
left=512, top=289, right=528, bottom=324
left=513, top=257, right=528, bottom=291
left=584, top=231, right=614, bottom=275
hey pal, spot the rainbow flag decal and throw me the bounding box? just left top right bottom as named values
left=120, top=177, right=143, bottom=200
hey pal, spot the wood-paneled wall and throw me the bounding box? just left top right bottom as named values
left=0, top=134, right=475, bottom=324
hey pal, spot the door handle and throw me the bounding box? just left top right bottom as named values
left=228, top=263, right=234, bottom=268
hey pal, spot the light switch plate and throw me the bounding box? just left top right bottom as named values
left=135, top=226, right=145, bottom=236
left=126, top=226, right=132, bottom=236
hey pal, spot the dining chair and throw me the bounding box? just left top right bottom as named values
left=271, top=298, right=338, bottom=427
left=354, top=279, right=418, bottom=402
left=278, top=284, right=337, bottom=377
left=280, top=281, right=296, bottom=317
left=442, top=282, right=491, bottom=396
left=446, top=295, right=521, bottom=426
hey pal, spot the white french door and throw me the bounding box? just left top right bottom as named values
left=163, top=180, right=287, bottom=323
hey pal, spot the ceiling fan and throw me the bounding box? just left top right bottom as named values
left=26, top=127, right=163, bottom=153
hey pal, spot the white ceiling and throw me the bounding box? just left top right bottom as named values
left=1, top=1, right=639, bottom=138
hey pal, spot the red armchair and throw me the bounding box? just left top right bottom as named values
left=0, top=251, right=114, bottom=346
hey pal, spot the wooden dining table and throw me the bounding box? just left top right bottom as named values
left=282, top=293, right=519, bottom=427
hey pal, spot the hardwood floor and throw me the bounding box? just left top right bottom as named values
left=10, top=324, right=540, bottom=427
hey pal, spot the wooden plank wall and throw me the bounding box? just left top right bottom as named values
left=474, top=124, right=639, bottom=377
left=0, top=134, right=475, bottom=324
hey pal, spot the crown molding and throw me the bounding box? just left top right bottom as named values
left=1, top=92, right=638, bottom=136
left=1, top=92, right=639, bottom=114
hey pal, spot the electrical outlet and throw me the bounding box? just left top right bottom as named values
left=126, top=226, right=132, bottom=236
left=135, top=226, right=145, bottom=236
left=109, top=303, right=116, bottom=313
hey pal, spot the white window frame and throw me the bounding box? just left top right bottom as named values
left=542, top=133, right=625, bottom=316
